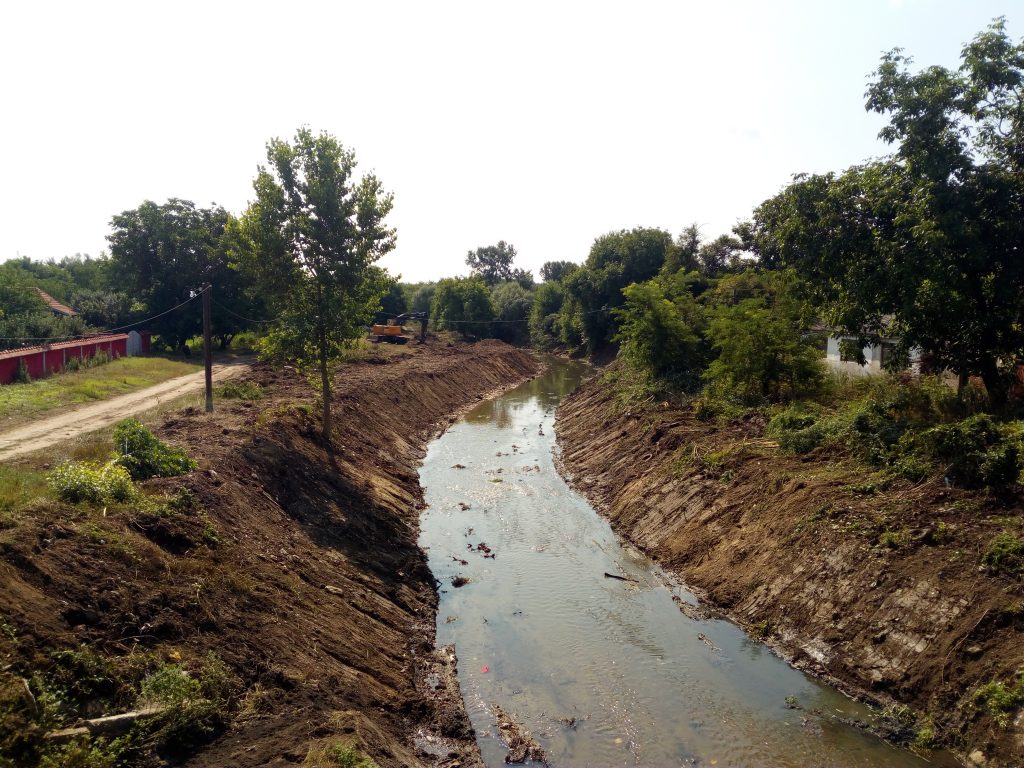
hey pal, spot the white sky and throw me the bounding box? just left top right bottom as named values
left=0, top=0, right=1019, bottom=282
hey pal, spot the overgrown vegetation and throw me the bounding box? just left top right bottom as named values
left=113, top=418, right=197, bottom=480
left=1, top=649, right=239, bottom=768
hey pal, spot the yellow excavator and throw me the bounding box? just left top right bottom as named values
left=369, top=311, right=428, bottom=344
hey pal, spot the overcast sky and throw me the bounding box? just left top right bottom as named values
left=0, top=0, right=1018, bottom=282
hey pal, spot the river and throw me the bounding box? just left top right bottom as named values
left=418, top=358, right=956, bottom=767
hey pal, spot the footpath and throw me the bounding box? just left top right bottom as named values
left=0, top=362, right=248, bottom=462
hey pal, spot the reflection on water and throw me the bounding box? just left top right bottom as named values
left=419, top=358, right=954, bottom=768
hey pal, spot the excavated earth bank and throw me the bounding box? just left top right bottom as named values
left=0, top=340, right=538, bottom=767
left=557, top=369, right=1024, bottom=767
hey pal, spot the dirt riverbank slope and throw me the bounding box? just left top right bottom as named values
left=1, top=340, right=538, bottom=767
left=557, top=371, right=1024, bottom=767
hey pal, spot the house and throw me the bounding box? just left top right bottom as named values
left=34, top=288, right=78, bottom=317
left=824, top=335, right=922, bottom=376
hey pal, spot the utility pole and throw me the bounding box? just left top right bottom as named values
left=202, top=284, right=213, bottom=412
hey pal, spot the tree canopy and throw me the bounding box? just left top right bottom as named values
left=751, top=18, right=1024, bottom=402
left=233, top=127, right=395, bottom=441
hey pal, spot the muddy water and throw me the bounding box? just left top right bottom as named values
left=419, top=360, right=955, bottom=767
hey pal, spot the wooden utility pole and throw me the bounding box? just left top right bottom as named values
left=202, top=284, right=213, bottom=412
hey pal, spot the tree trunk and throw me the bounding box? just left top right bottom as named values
left=319, top=322, right=332, bottom=444
left=957, top=369, right=969, bottom=401
left=979, top=358, right=1008, bottom=410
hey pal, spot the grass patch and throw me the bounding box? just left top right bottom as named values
left=0, top=465, right=48, bottom=520
left=0, top=357, right=201, bottom=428
left=215, top=381, right=264, bottom=400
left=982, top=533, right=1024, bottom=575
left=304, top=742, right=379, bottom=768
left=975, top=675, right=1024, bottom=727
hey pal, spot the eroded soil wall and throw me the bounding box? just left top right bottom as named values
left=556, top=372, right=1024, bottom=766
left=1, top=340, right=538, bottom=767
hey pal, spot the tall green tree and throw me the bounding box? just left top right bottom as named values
left=540, top=260, right=577, bottom=283
left=703, top=270, right=824, bottom=403
left=234, top=128, right=395, bottom=441
left=108, top=199, right=244, bottom=351
left=431, top=277, right=494, bottom=338
left=490, top=281, right=533, bottom=345
left=466, top=241, right=518, bottom=285
left=562, top=227, right=673, bottom=352
left=752, top=20, right=1024, bottom=403
left=613, top=274, right=706, bottom=386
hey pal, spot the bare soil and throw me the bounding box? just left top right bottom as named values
left=0, top=339, right=539, bottom=767
left=556, top=369, right=1024, bottom=767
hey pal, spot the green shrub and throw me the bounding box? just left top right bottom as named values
left=879, top=530, right=910, bottom=549
left=983, top=533, right=1024, bottom=575
left=64, top=356, right=82, bottom=372
left=48, top=461, right=136, bottom=504
left=231, top=331, right=261, bottom=352
left=114, top=419, right=196, bottom=480
left=777, top=423, right=826, bottom=454
left=974, top=676, right=1024, bottom=727
left=139, top=655, right=236, bottom=756
left=140, top=664, right=202, bottom=707
left=767, top=407, right=817, bottom=435
left=920, top=415, right=1022, bottom=488
left=215, top=381, right=263, bottom=400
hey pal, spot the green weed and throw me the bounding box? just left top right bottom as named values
left=982, top=533, right=1024, bottom=575
left=113, top=419, right=196, bottom=480
left=974, top=676, right=1024, bottom=728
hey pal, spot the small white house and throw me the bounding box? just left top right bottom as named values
left=825, top=336, right=922, bottom=377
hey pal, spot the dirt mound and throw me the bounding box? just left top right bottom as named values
left=557, top=370, right=1024, bottom=767
left=0, top=339, right=538, bottom=767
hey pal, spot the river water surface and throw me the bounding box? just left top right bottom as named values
left=419, top=359, right=955, bottom=767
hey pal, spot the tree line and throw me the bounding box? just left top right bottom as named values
left=417, top=19, right=1024, bottom=410
left=3, top=20, right=1022, bottom=431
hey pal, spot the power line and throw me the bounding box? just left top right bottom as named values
left=0, top=291, right=202, bottom=343
left=212, top=300, right=279, bottom=325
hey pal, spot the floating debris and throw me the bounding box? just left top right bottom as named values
left=493, top=704, right=546, bottom=764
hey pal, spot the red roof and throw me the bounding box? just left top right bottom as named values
left=35, top=288, right=78, bottom=317
left=0, top=334, right=129, bottom=360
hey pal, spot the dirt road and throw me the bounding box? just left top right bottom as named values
left=0, top=361, right=248, bottom=461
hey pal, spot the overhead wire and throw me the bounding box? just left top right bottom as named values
left=0, top=291, right=203, bottom=343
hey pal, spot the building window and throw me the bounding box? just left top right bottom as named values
left=838, top=339, right=861, bottom=363
left=880, top=342, right=897, bottom=368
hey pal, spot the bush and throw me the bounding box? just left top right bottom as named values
left=920, top=415, right=1022, bottom=488
left=974, top=676, right=1024, bottom=728
left=48, top=461, right=136, bottom=504
left=139, top=655, right=237, bottom=757
left=215, top=381, right=263, bottom=400
left=983, top=533, right=1024, bottom=575
left=113, top=419, right=197, bottom=480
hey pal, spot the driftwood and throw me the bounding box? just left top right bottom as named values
left=603, top=571, right=637, bottom=582
left=46, top=706, right=165, bottom=742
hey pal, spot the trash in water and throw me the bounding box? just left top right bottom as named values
left=481, top=665, right=490, bottom=673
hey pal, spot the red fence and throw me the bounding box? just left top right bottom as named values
left=0, top=333, right=150, bottom=385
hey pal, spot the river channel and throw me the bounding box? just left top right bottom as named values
left=419, top=359, right=956, bottom=767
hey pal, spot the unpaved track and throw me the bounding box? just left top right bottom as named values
left=0, top=362, right=248, bottom=461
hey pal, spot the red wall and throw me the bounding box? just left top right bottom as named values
left=0, top=335, right=134, bottom=385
